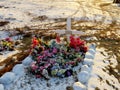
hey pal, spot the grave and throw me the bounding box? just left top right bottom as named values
left=28, top=17, right=89, bottom=79
left=0, top=18, right=96, bottom=90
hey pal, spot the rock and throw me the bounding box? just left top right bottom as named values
left=89, top=44, right=96, bottom=50
left=77, top=71, right=90, bottom=84
left=22, top=56, right=33, bottom=66
left=85, top=53, right=94, bottom=59
left=81, top=65, right=91, bottom=73
left=73, top=82, right=86, bottom=90
left=12, top=64, right=25, bottom=77
left=88, top=49, right=96, bottom=55
left=0, top=72, right=16, bottom=85
left=0, top=84, right=4, bottom=90
left=83, top=59, right=94, bottom=66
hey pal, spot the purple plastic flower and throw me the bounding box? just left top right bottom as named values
left=53, top=48, right=57, bottom=54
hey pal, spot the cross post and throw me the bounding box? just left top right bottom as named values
left=52, top=17, right=85, bottom=42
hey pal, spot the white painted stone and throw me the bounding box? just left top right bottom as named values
left=0, top=72, right=16, bottom=85
left=22, top=56, right=33, bottom=66
left=83, top=59, right=94, bottom=66
left=88, top=49, right=96, bottom=55
left=81, top=65, right=91, bottom=73
left=73, top=82, right=86, bottom=90
left=89, top=44, right=96, bottom=51
left=77, top=71, right=90, bottom=84
left=0, top=84, right=4, bottom=90
left=85, top=53, right=94, bottom=59
left=12, top=64, right=25, bottom=77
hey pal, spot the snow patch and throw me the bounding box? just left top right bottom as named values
left=73, top=82, right=86, bottom=90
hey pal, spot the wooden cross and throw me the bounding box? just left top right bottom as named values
left=53, top=17, right=85, bottom=42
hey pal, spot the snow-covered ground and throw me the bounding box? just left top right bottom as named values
left=0, top=0, right=120, bottom=29
left=0, top=0, right=120, bottom=90
left=88, top=48, right=120, bottom=90
left=0, top=44, right=96, bottom=90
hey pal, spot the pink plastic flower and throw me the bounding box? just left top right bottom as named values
left=31, top=62, right=38, bottom=70
left=53, top=48, right=57, bottom=54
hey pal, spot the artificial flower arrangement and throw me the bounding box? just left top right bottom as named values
left=29, top=35, right=88, bottom=79
left=0, top=37, right=15, bottom=52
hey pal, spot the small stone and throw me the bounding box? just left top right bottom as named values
left=73, top=82, right=86, bottom=90
left=85, top=53, right=94, bottom=59
left=22, top=56, right=33, bottom=66
left=88, top=49, right=96, bottom=55
left=0, top=72, right=16, bottom=85
left=77, top=71, right=90, bottom=84
left=0, top=84, right=4, bottom=90
left=83, top=58, right=94, bottom=66
left=89, top=44, right=96, bottom=50
left=81, top=65, right=91, bottom=73
left=12, top=64, right=25, bottom=77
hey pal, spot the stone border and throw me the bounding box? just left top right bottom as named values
left=73, top=44, right=96, bottom=90
left=0, top=44, right=96, bottom=90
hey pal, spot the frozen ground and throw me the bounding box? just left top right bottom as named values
left=0, top=0, right=120, bottom=90
left=0, top=0, right=120, bottom=29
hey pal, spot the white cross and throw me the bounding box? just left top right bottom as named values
left=52, top=17, right=85, bottom=42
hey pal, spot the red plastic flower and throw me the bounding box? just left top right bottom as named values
left=70, top=35, right=77, bottom=48
left=82, top=46, right=88, bottom=53
left=32, top=37, right=39, bottom=48
left=56, top=35, right=61, bottom=43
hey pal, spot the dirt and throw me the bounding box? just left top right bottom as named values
left=0, top=21, right=9, bottom=26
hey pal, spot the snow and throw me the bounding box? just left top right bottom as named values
left=12, top=64, right=25, bottom=77
left=81, top=65, right=91, bottom=73
left=85, top=53, right=94, bottom=59
left=88, top=48, right=120, bottom=90
left=0, top=31, right=9, bottom=40
left=73, top=82, right=86, bottom=90
left=22, top=56, right=33, bottom=66
left=0, top=0, right=120, bottom=30
left=77, top=71, right=90, bottom=84
left=0, top=44, right=95, bottom=90
left=0, top=0, right=120, bottom=90
left=0, top=84, right=4, bottom=90
left=83, top=59, right=94, bottom=66
left=0, top=72, right=16, bottom=85
left=0, top=50, right=19, bottom=63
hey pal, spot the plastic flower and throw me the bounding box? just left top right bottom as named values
left=56, top=35, right=61, bottom=43
left=31, top=62, right=38, bottom=70
left=36, top=75, right=42, bottom=78
left=52, top=47, right=57, bottom=54
left=37, top=56, right=43, bottom=60
left=82, top=46, right=88, bottom=53
left=32, top=37, right=39, bottom=48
